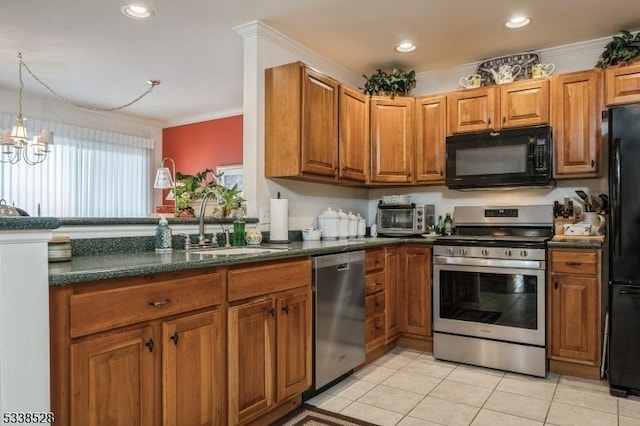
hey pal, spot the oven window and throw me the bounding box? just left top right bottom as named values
left=456, top=144, right=527, bottom=176
left=439, top=270, right=538, bottom=329
left=379, top=210, right=413, bottom=230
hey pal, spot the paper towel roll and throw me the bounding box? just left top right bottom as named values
left=269, top=197, right=289, bottom=242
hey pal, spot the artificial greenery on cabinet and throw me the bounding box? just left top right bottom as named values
left=595, top=30, right=640, bottom=68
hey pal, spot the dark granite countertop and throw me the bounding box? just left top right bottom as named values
left=49, top=237, right=436, bottom=286
left=0, top=217, right=60, bottom=230
left=58, top=217, right=258, bottom=226
left=546, top=240, right=605, bottom=249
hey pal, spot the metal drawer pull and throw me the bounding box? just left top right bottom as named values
left=282, top=305, right=289, bottom=314
left=565, top=261, right=582, bottom=266
left=149, top=298, right=172, bottom=307
left=145, top=338, right=154, bottom=352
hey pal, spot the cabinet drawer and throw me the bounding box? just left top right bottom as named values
left=365, top=271, right=385, bottom=295
left=551, top=251, right=598, bottom=275
left=228, top=258, right=311, bottom=301
left=365, top=291, right=385, bottom=317
left=365, top=313, right=385, bottom=349
left=70, top=272, right=223, bottom=338
left=366, top=249, right=385, bottom=273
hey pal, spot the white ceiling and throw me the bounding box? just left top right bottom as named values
left=0, top=0, right=638, bottom=125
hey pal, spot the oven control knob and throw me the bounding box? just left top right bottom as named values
left=459, top=248, right=467, bottom=255
left=505, top=249, right=512, bottom=257
left=447, top=248, right=455, bottom=255
left=417, top=217, right=423, bottom=222
left=416, top=224, right=422, bottom=230
left=481, top=249, right=489, bottom=256
left=520, top=250, right=528, bottom=257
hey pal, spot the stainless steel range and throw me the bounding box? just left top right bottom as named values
left=433, top=205, right=552, bottom=377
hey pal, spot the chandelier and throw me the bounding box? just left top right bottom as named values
left=0, top=53, right=53, bottom=165
left=0, top=52, right=160, bottom=165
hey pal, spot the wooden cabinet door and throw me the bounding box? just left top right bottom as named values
left=228, top=298, right=276, bottom=425
left=605, top=62, right=640, bottom=106
left=399, top=246, right=432, bottom=337
left=552, top=70, right=601, bottom=178
left=370, top=96, right=414, bottom=183
left=276, top=288, right=312, bottom=402
left=415, top=95, right=447, bottom=183
left=70, top=326, right=155, bottom=426
left=385, top=247, right=400, bottom=340
left=162, top=310, right=224, bottom=426
left=339, top=86, right=370, bottom=182
left=301, top=67, right=339, bottom=177
left=500, top=79, right=550, bottom=128
left=448, top=87, right=498, bottom=134
left=549, top=275, right=598, bottom=363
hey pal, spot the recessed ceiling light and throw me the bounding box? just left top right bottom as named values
left=121, top=4, right=154, bottom=19
left=505, top=16, right=530, bottom=29
left=395, top=42, right=416, bottom=53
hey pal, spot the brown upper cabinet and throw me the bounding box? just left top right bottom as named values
left=448, top=79, right=550, bottom=134
left=415, top=95, right=447, bottom=183
left=605, top=62, right=640, bottom=106
left=370, top=96, right=415, bottom=183
left=551, top=69, right=602, bottom=178
left=265, top=62, right=339, bottom=180
left=339, top=86, right=370, bottom=182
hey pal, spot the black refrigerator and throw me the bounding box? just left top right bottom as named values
left=608, top=104, right=640, bottom=397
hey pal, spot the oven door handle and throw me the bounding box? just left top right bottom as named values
left=433, top=255, right=544, bottom=270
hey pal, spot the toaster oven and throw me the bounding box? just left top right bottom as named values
left=376, top=202, right=434, bottom=236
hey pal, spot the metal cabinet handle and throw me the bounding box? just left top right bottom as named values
left=591, top=160, right=595, bottom=168
left=565, top=261, right=582, bottom=266
left=268, top=307, right=275, bottom=317
left=375, top=281, right=382, bottom=286
left=282, top=305, right=289, bottom=314
left=439, top=170, right=443, bottom=176
left=502, top=116, right=506, bottom=123
left=554, top=281, right=558, bottom=289
left=145, top=338, right=154, bottom=352
left=170, top=332, right=179, bottom=346
left=149, top=298, right=172, bottom=307
left=488, top=118, right=492, bottom=126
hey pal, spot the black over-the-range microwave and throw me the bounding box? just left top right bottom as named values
left=445, top=125, right=554, bottom=190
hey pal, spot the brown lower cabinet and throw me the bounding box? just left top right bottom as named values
left=547, top=248, right=602, bottom=379
left=51, top=258, right=313, bottom=426
left=399, top=245, right=432, bottom=339
left=227, top=288, right=312, bottom=425
left=51, top=269, right=226, bottom=426
left=364, top=245, right=433, bottom=358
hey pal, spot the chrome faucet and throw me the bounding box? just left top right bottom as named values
left=198, top=192, right=218, bottom=247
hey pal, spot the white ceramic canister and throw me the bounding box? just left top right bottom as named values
left=318, top=207, right=339, bottom=240
left=338, top=209, right=349, bottom=239
left=356, top=214, right=366, bottom=238
left=347, top=212, right=358, bottom=238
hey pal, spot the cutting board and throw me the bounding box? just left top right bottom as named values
left=551, top=235, right=605, bottom=242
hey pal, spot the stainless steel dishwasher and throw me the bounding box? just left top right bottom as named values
left=311, top=250, right=366, bottom=391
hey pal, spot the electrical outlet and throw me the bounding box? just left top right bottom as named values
left=259, top=207, right=270, bottom=224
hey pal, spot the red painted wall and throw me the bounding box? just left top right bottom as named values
left=162, top=115, right=243, bottom=176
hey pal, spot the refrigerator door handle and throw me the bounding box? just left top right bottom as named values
left=620, top=288, right=640, bottom=297
left=612, top=137, right=622, bottom=255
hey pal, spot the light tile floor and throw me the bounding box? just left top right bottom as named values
left=306, top=347, right=640, bottom=426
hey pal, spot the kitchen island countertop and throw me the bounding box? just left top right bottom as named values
left=49, top=237, right=436, bottom=286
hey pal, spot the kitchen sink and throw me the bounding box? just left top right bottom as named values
left=187, top=247, right=288, bottom=257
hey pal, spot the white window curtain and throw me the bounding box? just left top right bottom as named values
left=0, top=112, right=153, bottom=217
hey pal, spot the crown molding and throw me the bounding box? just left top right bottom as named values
left=233, top=20, right=363, bottom=87
left=164, top=108, right=243, bottom=128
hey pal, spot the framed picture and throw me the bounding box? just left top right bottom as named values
left=216, top=164, right=243, bottom=193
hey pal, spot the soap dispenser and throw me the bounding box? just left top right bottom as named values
left=155, top=215, right=173, bottom=253
left=232, top=204, right=246, bottom=246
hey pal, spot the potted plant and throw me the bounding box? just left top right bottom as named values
left=173, top=168, right=245, bottom=218
left=173, top=169, right=218, bottom=217
left=595, top=30, right=640, bottom=68
left=362, top=67, right=417, bottom=97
